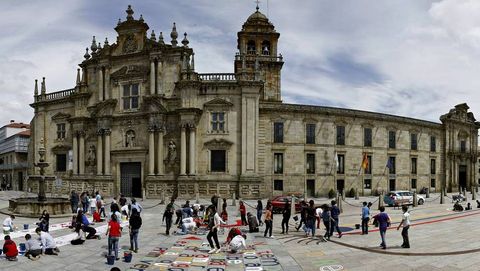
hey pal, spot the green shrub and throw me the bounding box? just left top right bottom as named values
left=328, top=189, right=336, bottom=199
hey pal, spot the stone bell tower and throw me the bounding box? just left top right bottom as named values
left=234, top=5, right=284, bottom=102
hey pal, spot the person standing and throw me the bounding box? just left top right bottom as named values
left=316, top=206, right=323, bottom=229
left=306, top=200, right=317, bottom=238
left=263, top=204, right=273, bottom=238
left=130, top=198, right=143, bottom=215
left=361, top=202, right=370, bottom=235
left=330, top=200, right=342, bottom=238
left=372, top=206, right=391, bottom=249
left=256, top=200, right=263, bottom=226
left=206, top=206, right=225, bottom=254
left=281, top=202, right=291, bottom=234
left=106, top=213, right=122, bottom=260
left=129, top=208, right=142, bottom=253
left=89, top=196, right=97, bottom=215
left=397, top=205, right=410, bottom=248
left=239, top=201, right=248, bottom=226
left=70, top=190, right=79, bottom=213
left=321, top=205, right=333, bottom=240
left=163, top=199, right=175, bottom=235
left=295, top=201, right=307, bottom=231
left=95, top=191, right=102, bottom=212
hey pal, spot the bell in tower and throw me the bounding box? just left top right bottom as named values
left=235, top=5, right=284, bottom=101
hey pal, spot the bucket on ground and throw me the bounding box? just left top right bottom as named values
left=107, top=255, right=115, bottom=265
left=355, top=224, right=360, bottom=229
left=3, top=227, right=10, bottom=235
left=19, top=243, right=26, bottom=252
left=23, top=224, right=29, bottom=230
left=124, top=251, right=133, bottom=263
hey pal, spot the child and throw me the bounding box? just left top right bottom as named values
left=239, top=201, right=247, bottom=226
left=25, top=234, right=42, bottom=260
left=93, top=210, right=103, bottom=222
left=100, top=197, right=106, bottom=217
left=3, top=235, right=18, bottom=261
left=221, top=206, right=228, bottom=223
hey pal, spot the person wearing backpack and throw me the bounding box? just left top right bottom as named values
left=129, top=208, right=142, bottom=253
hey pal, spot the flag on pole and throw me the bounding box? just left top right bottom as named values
left=361, top=153, right=369, bottom=170
left=334, top=151, right=339, bottom=171
left=386, top=157, right=393, bottom=170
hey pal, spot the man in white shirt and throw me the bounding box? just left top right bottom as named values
left=229, top=235, right=246, bottom=253
left=35, top=227, right=59, bottom=255
left=176, top=217, right=197, bottom=235
left=3, top=215, right=15, bottom=232
left=396, top=205, right=411, bottom=248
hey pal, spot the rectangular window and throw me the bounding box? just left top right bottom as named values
left=274, top=180, right=283, bottom=191
left=388, top=131, right=396, bottom=149
left=364, top=179, right=372, bottom=189
left=122, top=83, right=140, bottom=110
left=211, top=112, right=225, bottom=132
left=431, top=179, right=436, bottom=188
left=306, top=124, right=315, bottom=144
left=364, top=128, right=372, bottom=147
left=460, top=140, right=466, bottom=153
left=364, top=155, right=372, bottom=174
left=274, top=122, right=284, bottom=143
left=388, top=156, right=396, bottom=174
left=411, top=133, right=417, bottom=150
left=274, top=153, right=283, bottom=174
left=306, top=153, right=315, bottom=174
left=431, top=159, right=436, bottom=174
left=411, top=157, right=417, bottom=174
left=336, top=126, right=345, bottom=145
left=411, top=179, right=417, bottom=189
left=57, top=123, right=66, bottom=139
left=210, top=150, right=226, bottom=172
left=56, top=154, right=67, bottom=172
left=430, top=136, right=436, bottom=152
left=337, top=154, right=345, bottom=174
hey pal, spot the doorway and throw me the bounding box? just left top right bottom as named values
left=120, top=162, right=142, bottom=197
left=18, top=172, right=23, bottom=191
left=459, top=165, right=467, bottom=190
left=389, top=179, right=396, bottom=192
left=336, top=179, right=345, bottom=195
left=306, top=179, right=315, bottom=197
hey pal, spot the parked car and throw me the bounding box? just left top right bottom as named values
left=384, top=191, right=425, bottom=206
left=270, top=195, right=303, bottom=213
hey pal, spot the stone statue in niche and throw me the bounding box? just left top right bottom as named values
left=167, top=140, right=176, bottom=163
left=86, top=145, right=96, bottom=173
left=125, top=130, right=136, bottom=147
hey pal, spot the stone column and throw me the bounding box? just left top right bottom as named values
left=79, top=132, right=85, bottom=174
left=104, top=129, right=111, bottom=175
left=189, top=127, right=196, bottom=175
left=180, top=126, right=187, bottom=175
left=157, top=129, right=164, bottom=175
left=150, top=60, right=155, bottom=95
left=104, top=67, right=110, bottom=100
left=148, top=128, right=155, bottom=175
left=72, top=133, right=78, bottom=175
left=97, top=130, right=103, bottom=175
left=98, top=68, right=104, bottom=101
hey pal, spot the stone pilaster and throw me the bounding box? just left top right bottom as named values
left=79, top=131, right=85, bottom=174
left=104, top=129, right=111, bottom=175
left=157, top=129, right=164, bottom=175
left=148, top=127, right=155, bottom=175
left=189, top=126, right=196, bottom=175
left=150, top=60, right=155, bottom=95
left=97, top=130, right=103, bottom=175
left=180, top=126, right=187, bottom=175
left=72, top=133, right=78, bottom=175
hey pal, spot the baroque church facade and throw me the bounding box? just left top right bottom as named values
left=28, top=6, right=479, bottom=199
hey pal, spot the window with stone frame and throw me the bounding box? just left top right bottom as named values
left=411, top=133, right=418, bottom=150
left=337, top=154, right=345, bottom=174
left=411, top=178, right=417, bottom=189
left=273, top=122, right=284, bottom=143
left=364, top=179, right=372, bottom=189
left=274, top=180, right=283, bottom=191
left=306, top=153, right=315, bottom=174
left=364, top=155, right=372, bottom=174
left=388, top=156, right=396, bottom=174
left=122, top=83, right=139, bottom=110
left=411, top=157, right=417, bottom=174
left=430, top=136, right=436, bottom=152
left=364, top=128, right=372, bottom=147
left=274, top=153, right=283, bottom=174
left=306, top=123, right=315, bottom=144
left=56, top=154, right=67, bottom=172
left=210, top=150, right=226, bottom=172
left=388, top=131, right=396, bottom=149
left=431, top=179, right=436, bottom=188
left=336, top=125, right=345, bottom=145
left=56, top=123, right=66, bottom=140
left=431, top=159, right=436, bottom=174
left=211, top=112, right=225, bottom=132
left=460, top=140, right=466, bottom=153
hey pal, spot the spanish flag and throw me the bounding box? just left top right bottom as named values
left=361, top=153, right=369, bottom=170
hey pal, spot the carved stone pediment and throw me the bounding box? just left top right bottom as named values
left=111, top=65, right=149, bottom=80
left=203, top=98, right=234, bottom=110
left=89, top=99, right=117, bottom=118
left=204, top=138, right=233, bottom=150
left=51, top=144, right=70, bottom=153
left=51, top=112, right=71, bottom=121
left=142, top=96, right=168, bottom=113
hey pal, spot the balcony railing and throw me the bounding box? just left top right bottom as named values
left=234, top=53, right=283, bottom=62
left=35, top=88, right=75, bottom=102
left=198, top=73, right=236, bottom=81
left=0, top=162, right=28, bottom=170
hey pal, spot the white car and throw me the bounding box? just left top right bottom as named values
left=384, top=191, right=425, bottom=206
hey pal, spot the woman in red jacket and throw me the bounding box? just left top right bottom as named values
left=3, top=235, right=18, bottom=261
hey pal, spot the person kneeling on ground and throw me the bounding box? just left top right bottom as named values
left=453, top=200, right=464, bottom=212
left=229, top=234, right=246, bottom=253
left=77, top=210, right=98, bottom=239
left=25, top=233, right=42, bottom=260
left=247, top=213, right=259, bottom=233
left=3, top=235, right=18, bottom=261
left=35, top=227, right=60, bottom=255
left=175, top=217, right=197, bottom=235
left=226, top=227, right=242, bottom=244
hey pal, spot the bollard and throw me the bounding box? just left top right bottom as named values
left=195, top=192, right=200, bottom=204
left=291, top=195, right=296, bottom=216
left=217, top=197, right=223, bottom=215
left=354, top=188, right=359, bottom=200
left=440, top=190, right=444, bottom=204
left=378, top=192, right=384, bottom=210
left=472, top=186, right=477, bottom=201
left=338, top=194, right=343, bottom=213
left=426, top=188, right=430, bottom=198
left=341, top=189, right=346, bottom=201
left=232, top=192, right=236, bottom=206
left=413, top=192, right=418, bottom=207
left=160, top=190, right=165, bottom=205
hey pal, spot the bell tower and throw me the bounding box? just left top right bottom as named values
left=235, top=5, right=284, bottom=101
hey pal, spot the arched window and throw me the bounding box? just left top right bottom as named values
left=247, top=40, right=256, bottom=55
left=262, top=40, right=270, bottom=55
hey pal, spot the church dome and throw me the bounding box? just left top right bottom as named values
left=247, top=10, right=268, bottom=22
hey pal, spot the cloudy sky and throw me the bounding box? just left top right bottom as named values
left=1, top=0, right=480, bottom=125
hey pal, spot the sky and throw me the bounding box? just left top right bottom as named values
left=1, top=0, right=480, bottom=125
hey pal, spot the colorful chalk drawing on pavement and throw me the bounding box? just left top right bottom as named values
left=126, top=236, right=283, bottom=271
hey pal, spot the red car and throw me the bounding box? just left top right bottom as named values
left=270, top=195, right=303, bottom=214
